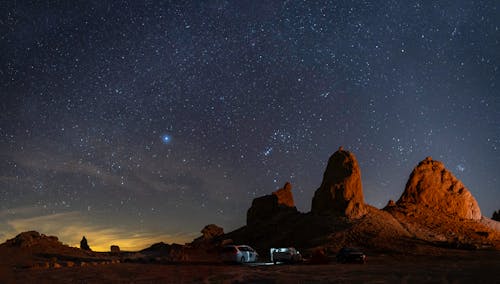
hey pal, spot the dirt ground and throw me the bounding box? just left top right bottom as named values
left=2, top=250, right=499, bottom=283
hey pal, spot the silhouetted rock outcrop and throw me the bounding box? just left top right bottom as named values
left=191, top=224, right=226, bottom=248
left=397, top=157, right=481, bottom=220
left=80, top=236, right=92, bottom=251
left=201, top=224, right=224, bottom=240
left=141, top=242, right=171, bottom=253
left=385, top=200, right=396, bottom=209
left=247, top=182, right=298, bottom=226
left=493, top=210, right=500, bottom=221
left=140, top=242, right=188, bottom=261
left=5, top=231, right=61, bottom=248
left=110, top=245, right=120, bottom=253
left=311, top=147, right=367, bottom=218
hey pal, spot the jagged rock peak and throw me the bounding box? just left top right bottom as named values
left=397, top=157, right=481, bottom=220
left=311, top=147, right=367, bottom=219
left=247, top=182, right=298, bottom=226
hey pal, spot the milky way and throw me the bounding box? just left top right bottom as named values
left=1, top=1, right=499, bottom=250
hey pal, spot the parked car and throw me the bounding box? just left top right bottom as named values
left=336, top=247, right=366, bottom=264
left=221, top=245, right=258, bottom=263
left=270, top=247, right=302, bottom=264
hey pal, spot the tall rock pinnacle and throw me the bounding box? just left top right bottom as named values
left=311, top=147, right=367, bottom=218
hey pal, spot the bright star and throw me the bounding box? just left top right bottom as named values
left=161, top=134, right=171, bottom=144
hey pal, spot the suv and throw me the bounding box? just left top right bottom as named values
left=270, top=247, right=302, bottom=264
left=221, top=245, right=258, bottom=263
left=336, top=247, right=366, bottom=264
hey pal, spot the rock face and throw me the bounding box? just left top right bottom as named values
left=311, top=147, right=367, bottom=218
left=493, top=210, right=500, bottom=222
left=397, top=157, right=481, bottom=220
left=80, top=236, right=91, bottom=251
left=247, top=182, right=297, bottom=226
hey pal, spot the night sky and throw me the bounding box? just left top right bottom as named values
left=1, top=1, right=499, bottom=251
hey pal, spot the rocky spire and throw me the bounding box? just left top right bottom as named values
left=311, top=147, right=367, bottom=219
left=80, top=236, right=92, bottom=251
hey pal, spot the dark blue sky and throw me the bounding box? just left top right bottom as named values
left=1, top=1, right=499, bottom=250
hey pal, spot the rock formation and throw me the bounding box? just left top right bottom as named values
left=80, top=236, right=92, bottom=251
left=311, top=147, right=367, bottom=218
left=200, top=224, right=224, bottom=240
left=385, top=200, right=396, bottom=208
left=272, top=182, right=295, bottom=207
left=110, top=245, right=120, bottom=253
left=5, top=231, right=61, bottom=248
left=247, top=182, right=298, bottom=226
left=190, top=224, right=229, bottom=252
left=397, top=157, right=481, bottom=220
left=493, top=210, right=500, bottom=222
left=141, top=242, right=171, bottom=253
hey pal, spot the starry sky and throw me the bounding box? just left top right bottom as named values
left=1, top=1, right=499, bottom=251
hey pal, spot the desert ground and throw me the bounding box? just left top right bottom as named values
left=2, top=250, right=500, bottom=283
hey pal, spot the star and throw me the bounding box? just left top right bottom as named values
left=161, top=134, right=171, bottom=144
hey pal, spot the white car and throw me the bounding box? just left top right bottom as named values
left=271, top=247, right=302, bottom=264
left=221, top=245, right=259, bottom=263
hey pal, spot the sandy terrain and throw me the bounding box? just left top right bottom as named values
left=2, top=250, right=499, bottom=283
